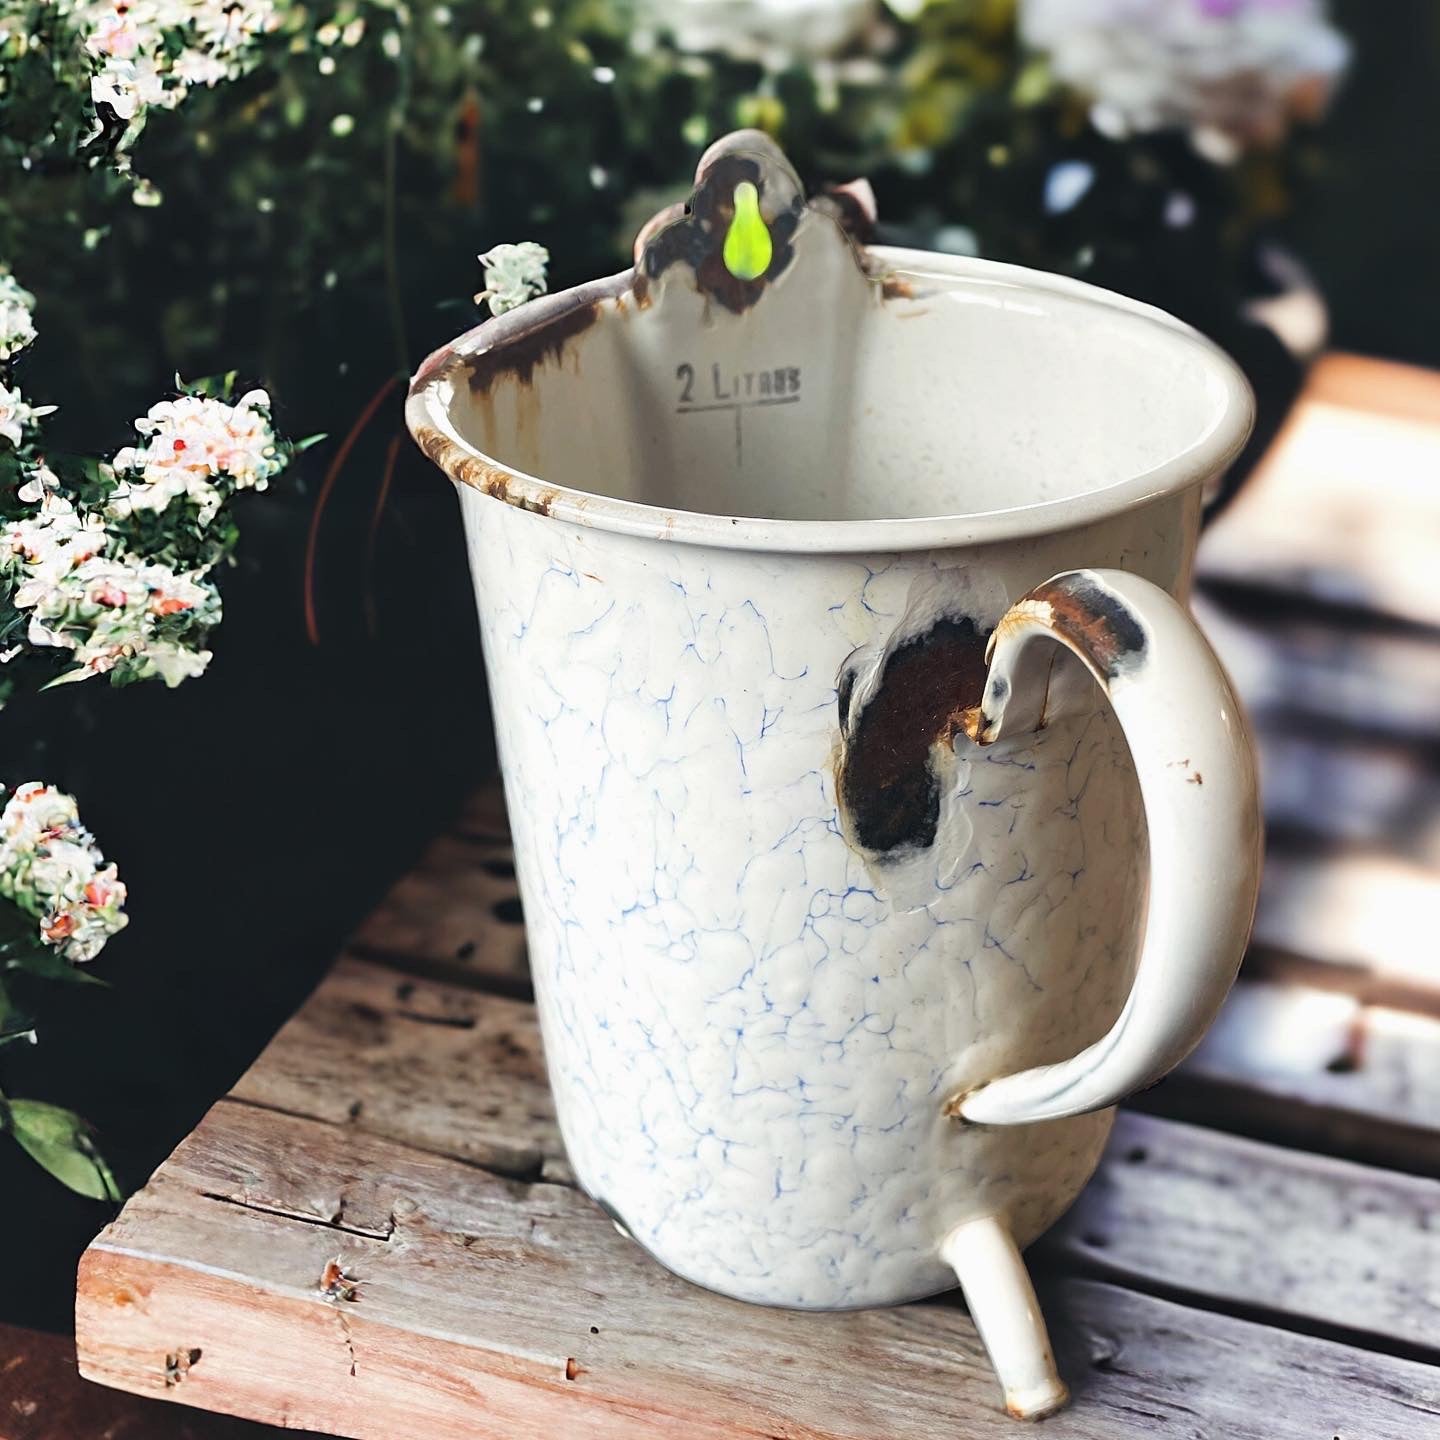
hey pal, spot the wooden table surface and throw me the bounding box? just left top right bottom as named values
left=54, top=354, right=1440, bottom=1437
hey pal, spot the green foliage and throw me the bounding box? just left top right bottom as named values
left=0, top=1093, right=121, bottom=1200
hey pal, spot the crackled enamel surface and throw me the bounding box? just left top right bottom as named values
left=461, top=490, right=1193, bottom=1308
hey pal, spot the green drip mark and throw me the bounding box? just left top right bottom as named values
left=722, top=181, right=772, bottom=282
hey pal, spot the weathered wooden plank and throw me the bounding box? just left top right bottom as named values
left=76, top=1102, right=1440, bottom=1439
left=0, top=1322, right=302, bottom=1439
left=1250, top=849, right=1440, bottom=1014
left=133, top=958, right=1440, bottom=1363
left=1197, top=352, right=1440, bottom=628
left=454, top=786, right=511, bottom=845
left=1196, top=592, right=1440, bottom=744
left=1045, top=1111, right=1440, bottom=1356
left=1154, top=980, right=1440, bottom=1177
left=348, top=835, right=530, bottom=994
left=230, top=955, right=561, bottom=1179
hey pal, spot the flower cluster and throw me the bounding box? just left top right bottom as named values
left=109, top=388, right=284, bottom=524
left=0, top=381, right=54, bottom=449
left=62, top=0, right=281, bottom=125
left=15, top=540, right=221, bottom=687
left=0, top=782, right=127, bottom=963
left=476, top=242, right=550, bottom=317
left=0, top=273, right=37, bottom=363
left=0, top=270, right=289, bottom=693
left=1019, top=0, right=1349, bottom=159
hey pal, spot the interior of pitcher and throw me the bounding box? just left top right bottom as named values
left=425, top=150, right=1245, bottom=528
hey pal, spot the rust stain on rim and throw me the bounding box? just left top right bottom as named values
left=1026, top=573, right=1147, bottom=679
left=412, top=423, right=557, bottom=516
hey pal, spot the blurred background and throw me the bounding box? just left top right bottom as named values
left=1, top=0, right=1437, bottom=1337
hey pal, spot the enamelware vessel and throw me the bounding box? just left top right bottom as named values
left=408, top=132, right=1261, bottom=1420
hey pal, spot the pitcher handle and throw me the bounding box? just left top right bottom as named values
left=948, top=569, right=1263, bottom=1126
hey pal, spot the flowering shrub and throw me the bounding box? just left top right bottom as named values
left=0, top=271, right=37, bottom=361
left=1018, top=0, right=1349, bottom=161
left=1, top=0, right=281, bottom=179
left=0, top=780, right=125, bottom=1199
left=0, top=265, right=290, bottom=1195
left=0, top=781, right=126, bottom=965
left=72, top=0, right=280, bottom=123
left=0, top=279, right=295, bottom=701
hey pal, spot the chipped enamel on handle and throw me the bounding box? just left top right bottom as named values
left=951, top=569, right=1262, bottom=1127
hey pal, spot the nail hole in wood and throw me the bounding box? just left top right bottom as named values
left=493, top=897, right=524, bottom=925
left=483, top=858, right=517, bottom=879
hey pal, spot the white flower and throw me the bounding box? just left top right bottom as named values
left=0, top=782, right=127, bottom=964
left=68, top=0, right=280, bottom=123
left=1, top=489, right=110, bottom=603
left=1019, top=0, right=1349, bottom=157
left=19, top=552, right=220, bottom=687
left=90, top=53, right=170, bottom=119
left=641, top=0, right=879, bottom=66
left=108, top=387, right=284, bottom=523
left=475, top=243, right=550, bottom=316
left=0, top=382, right=56, bottom=449
left=0, top=272, right=38, bottom=362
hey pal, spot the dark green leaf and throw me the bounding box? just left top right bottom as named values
left=5, top=1099, right=123, bottom=1201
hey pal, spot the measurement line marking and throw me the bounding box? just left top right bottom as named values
left=674, top=395, right=803, bottom=415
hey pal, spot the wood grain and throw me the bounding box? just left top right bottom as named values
left=76, top=1102, right=1440, bottom=1440
left=1151, top=979, right=1440, bottom=1176
left=348, top=836, right=531, bottom=994
left=1046, top=1111, right=1440, bottom=1355
left=1197, top=352, right=1440, bottom=628
left=230, top=956, right=562, bottom=1180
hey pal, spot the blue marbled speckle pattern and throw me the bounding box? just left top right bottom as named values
left=462, top=488, right=1186, bottom=1309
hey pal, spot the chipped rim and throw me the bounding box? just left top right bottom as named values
left=405, top=247, right=1255, bottom=555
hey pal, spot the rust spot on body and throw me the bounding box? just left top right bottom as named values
left=880, top=273, right=915, bottom=301
left=836, top=616, right=990, bottom=856
left=1029, top=573, right=1146, bottom=678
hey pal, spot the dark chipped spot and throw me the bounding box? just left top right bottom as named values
left=1030, top=573, right=1147, bottom=679
left=320, top=1259, right=360, bottom=1302
left=394, top=1008, right=477, bottom=1030
left=164, top=1348, right=202, bottom=1387
left=464, top=298, right=600, bottom=394
left=635, top=142, right=803, bottom=315
left=814, top=186, right=876, bottom=243
left=835, top=616, right=990, bottom=856
left=836, top=667, right=857, bottom=730
left=880, top=273, right=915, bottom=301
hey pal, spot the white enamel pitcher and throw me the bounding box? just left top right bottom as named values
left=407, top=132, right=1261, bottom=1419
